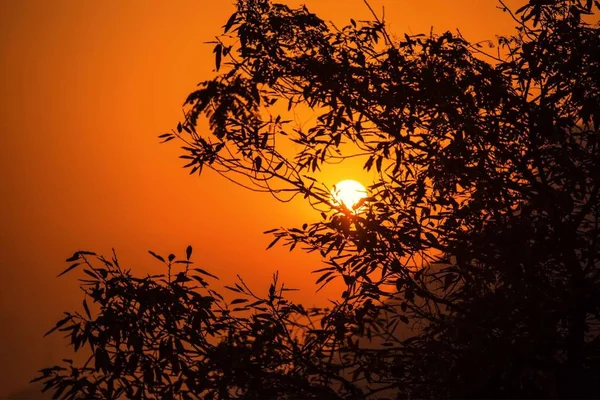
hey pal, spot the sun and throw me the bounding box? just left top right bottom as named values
left=331, top=179, right=368, bottom=211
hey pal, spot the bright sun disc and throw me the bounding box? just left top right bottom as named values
left=331, top=180, right=368, bottom=211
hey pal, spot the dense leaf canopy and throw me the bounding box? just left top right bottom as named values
left=36, top=0, right=600, bottom=398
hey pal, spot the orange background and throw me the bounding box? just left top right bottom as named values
left=0, top=0, right=518, bottom=396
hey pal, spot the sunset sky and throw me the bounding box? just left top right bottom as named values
left=0, top=0, right=520, bottom=396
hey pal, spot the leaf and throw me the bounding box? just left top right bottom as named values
left=395, top=278, right=404, bottom=292
left=148, top=250, right=165, bottom=263
left=44, top=314, right=72, bottom=337
left=424, top=232, right=439, bottom=246
left=356, top=52, right=366, bottom=67
left=444, top=273, right=457, bottom=290
left=254, top=156, right=262, bottom=171
left=53, top=383, right=67, bottom=399
left=254, top=313, right=273, bottom=321
left=193, top=268, right=219, bottom=280
left=83, top=299, right=91, bottom=319
left=316, top=271, right=335, bottom=284
left=83, top=269, right=98, bottom=280
left=248, top=300, right=267, bottom=307
left=57, top=263, right=80, bottom=278
left=168, top=253, right=176, bottom=263
left=376, top=156, right=383, bottom=172
left=223, top=12, right=238, bottom=33
left=65, top=252, right=80, bottom=262
left=390, top=259, right=402, bottom=273
left=175, top=273, right=191, bottom=283
left=266, top=236, right=281, bottom=250
left=186, top=245, right=193, bottom=260
left=312, top=266, right=336, bottom=273
left=191, top=275, right=207, bottom=287
left=95, top=348, right=110, bottom=373
left=230, top=298, right=248, bottom=305
left=214, top=44, right=223, bottom=71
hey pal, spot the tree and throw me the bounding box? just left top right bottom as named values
left=35, top=0, right=600, bottom=398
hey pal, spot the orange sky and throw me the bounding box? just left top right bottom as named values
left=0, top=0, right=520, bottom=396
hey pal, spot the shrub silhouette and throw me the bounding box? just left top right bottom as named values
left=35, top=0, right=600, bottom=398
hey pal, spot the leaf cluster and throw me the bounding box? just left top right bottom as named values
left=39, top=0, right=600, bottom=398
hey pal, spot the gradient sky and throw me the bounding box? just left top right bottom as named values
left=0, top=0, right=519, bottom=396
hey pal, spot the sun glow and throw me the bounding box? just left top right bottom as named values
left=331, top=180, right=368, bottom=211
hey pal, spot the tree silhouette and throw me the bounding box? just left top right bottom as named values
left=35, top=0, right=600, bottom=398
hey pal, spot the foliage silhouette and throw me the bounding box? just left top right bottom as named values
left=36, top=0, right=600, bottom=398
